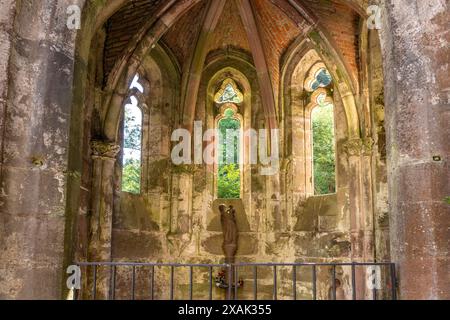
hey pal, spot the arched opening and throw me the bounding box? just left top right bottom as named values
left=0, top=0, right=438, bottom=300
left=121, top=75, right=144, bottom=194
left=311, top=92, right=336, bottom=195
left=215, top=79, right=244, bottom=199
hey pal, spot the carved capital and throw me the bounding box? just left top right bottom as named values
left=344, top=138, right=363, bottom=156
left=362, top=137, right=375, bottom=156
left=91, top=140, right=120, bottom=160
left=344, top=138, right=375, bottom=156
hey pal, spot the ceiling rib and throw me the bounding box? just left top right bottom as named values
left=181, top=0, right=228, bottom=131
left=235, top=0, right=278, bottom=129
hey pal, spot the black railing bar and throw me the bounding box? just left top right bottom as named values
left=232, top=262, right=394, bottom=267
left=312, top=265, right=317, bottom=300
left=92, top=265, right=97, bottom=300
left=273, top=265, right=277, bottom=301
left=170, top=266, right=174, bottom=301
left=76, top=262, right=229, bottom=268
left=209, top=266, right=213, bottom=301
left=293, top=265, right=297, bottom=301
left=234, top=266, right=239, bottom=301
left=253, top=266, right=258, bottom=300
left=390, top=264, right=397, bottom=301
left=151, top=265, right=155, bottom=301
left=110, top=265, right=116, bottom=301
left=351, top=264, right=356, bottom=300
left=332, top=265, right=337, bottom=300
left=131, top=266, right=136, bottom=300
left=76, top=262, right=395, bottom=268
left=79, top=265, right=85, bottom=300
left=189, top=266, right=193, bottom=301
left=227, top=264, right=232, bottom=300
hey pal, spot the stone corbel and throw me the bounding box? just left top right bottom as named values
left=344, top=138, right=375, bottom=156
left=91, top=140, right=120, bottom=160
left=362, top=137, right=375, bottom=156
left=344, top=138, right=364, bottom=156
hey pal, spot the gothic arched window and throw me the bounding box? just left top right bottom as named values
left=304, top=63, right=336, bottom=195
left=310, top=89, right=336, bottom=195
left=215, top=79, right=243, bottom=199
left=122, top=74, right=144, bottom=194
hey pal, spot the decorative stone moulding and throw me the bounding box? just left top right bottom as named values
left=214, top=78, right=243, bottom=105
left=91, top=140, right=121, bottom=160
left=304, top=62, right=332, bottom=92
left=343, top=138, right=375, bottom=156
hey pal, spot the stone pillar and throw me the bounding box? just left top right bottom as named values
left=0, top=0, right=79, bottom=300
left=88, top=140, right=120, bottom=299
left=361, top=138, right=376, bottom=262
left=344, top=138, right=376, bottom=299
left=380, top=0, right=450, bottom=299
left=344, top=138, right=364, bottom=260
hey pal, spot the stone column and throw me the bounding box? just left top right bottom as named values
left=344, top=138, right=375, bottom=299
left=88, top=140, right=120, bottom=299
left=361, top=138, right=376, bottom=262
left=344, top=138, right=364, bottom=260
left=0, top=0, right=79, bottom=300
left=380, top=0, right=450, bottom=299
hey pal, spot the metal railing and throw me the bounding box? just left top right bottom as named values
left=74, top=262, right=397, bottom=301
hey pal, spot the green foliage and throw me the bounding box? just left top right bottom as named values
left=122, top=159, right=141, bottom=194
left=122, top=104, right=142, bottom=194
left=218, top=163, right=241, bottom=199
left=124, top=106, right=142, bottom=151
left=312, top=104, right=336, bottom=195
left=218, top=113, right=240, bottom=164
left=217, top=109, right=241, bottom=198
left=445, top=197, right=450, bottom=205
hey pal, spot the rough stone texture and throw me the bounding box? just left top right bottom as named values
left=380, top=0, right=450, bottom=299
left=0, top=0, right=84, bottom=299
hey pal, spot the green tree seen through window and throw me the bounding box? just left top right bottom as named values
left=218, top=109, right=241, bottom=199
left=122, top=98, right=142, bottom=194
left=312, top=103, right=336, bottom=195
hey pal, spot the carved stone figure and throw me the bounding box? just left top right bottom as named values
left=219, top=204, right=239, bottom=263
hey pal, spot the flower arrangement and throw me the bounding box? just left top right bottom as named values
left=215, top=269, right=244, bottom=289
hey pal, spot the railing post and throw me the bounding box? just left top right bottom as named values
left=227, top=264, right=232, bottom=300
left=189, top=266, right=194, bottom=301
left=292, top=265, right=297, bottom=301
left=332, top=265, right=337, bottom=300
left=92, top=265, right=97, bottom=300
left=209, top=266, right=213, bottom=300
left=170, top=266, right=175, bottom=301
left=273, top=266, right=277, bottom=301
left=253, top=266, right=258, bottom=300
left=351, top=263, right=357, bottom=300
left=109, top=265, right=116, bottom=300
left=391, top=263, right=397, bottom=300
left=131, top=266, right=136, bottom=300
left=150, top=265, right=155, bottom=300
left=312, top=265, right=317, bottom=300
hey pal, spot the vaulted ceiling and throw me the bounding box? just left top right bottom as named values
left=102, top=0, right=362, bottom=106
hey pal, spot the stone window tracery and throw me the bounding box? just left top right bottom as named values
left=214, top=79, right=243, bottom=104
left=217, top=104, right=242, bottom=199
left=304, top=63, right=332, bottom=92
